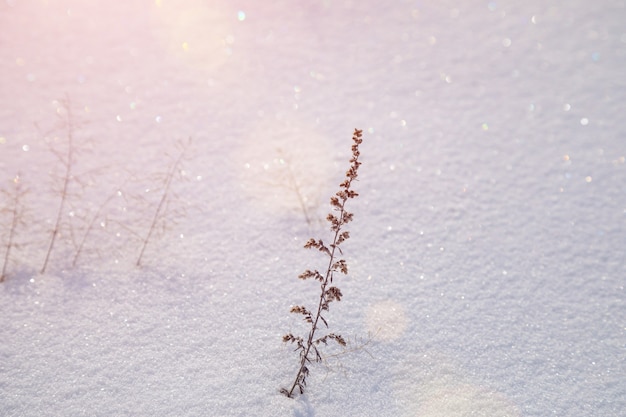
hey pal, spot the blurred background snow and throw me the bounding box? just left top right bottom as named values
left=1, top=1, right=625, bottom=416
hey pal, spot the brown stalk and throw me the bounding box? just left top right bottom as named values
left=282, top=129, right=363, bottom=398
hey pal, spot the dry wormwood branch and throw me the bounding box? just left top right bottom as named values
left=1, top=174, right=28, bottom=282
left=281, top=128, right=363, bottom=398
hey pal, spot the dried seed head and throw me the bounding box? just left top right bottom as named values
left=336, top=231, right=350, bottom=245
left=303, top=238, right=318, bottom=249
left=290, top=305, right=309, bottom=315
left=326, top=286, right=343, bottom=302
left=299, top=269, right=322, bottom=280
left=332, top=259, right=348, bottom=274
left=334, top=334, right=347, bottom=346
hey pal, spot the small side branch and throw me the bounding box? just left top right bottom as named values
left=71, top=186, right=124, bottom=269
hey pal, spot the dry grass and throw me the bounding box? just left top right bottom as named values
left=40, top=96, right=81, bottom=273
left=1, top=174, right=28, bottom=282
left=135, top=137, right=192, bottom=267
left=281, top=129, right=364, bottom=398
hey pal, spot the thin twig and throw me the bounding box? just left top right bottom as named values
left=135, top=138, right=191, bottom=267
left=71, top=186, right=124, bottom=268
left=41, top=95, right=75, bottom=274
left=1, top=175, right=26, bottom=282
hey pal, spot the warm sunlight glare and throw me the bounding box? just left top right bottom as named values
left=414, top=382, right=521, bottom=417
left=150, top=0, right=234, bottom=73
left=394, top=353, right=521, bottom=417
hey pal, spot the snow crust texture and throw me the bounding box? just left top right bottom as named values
left=1, top=1, right=625, bottom=416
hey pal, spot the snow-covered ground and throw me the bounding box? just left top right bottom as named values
left=1, top=1, right=625, bottom=416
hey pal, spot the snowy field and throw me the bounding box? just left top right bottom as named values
left=1, top=0, right=625, bottom=416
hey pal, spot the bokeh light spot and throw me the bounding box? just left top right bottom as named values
left=151, top=0, right=233, bottom=73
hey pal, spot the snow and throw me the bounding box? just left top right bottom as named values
left=1, top=0, right=625, bottom=416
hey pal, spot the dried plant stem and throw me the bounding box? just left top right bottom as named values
left=136, top=138, right=190, bottom=267
left=282, top=129, right=363, bottom=398
left=41, top=99, right=75, bottom=274
left=287, top=205, right=348, bottom=397
left=1, top=175, right=26, bottom=282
